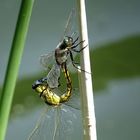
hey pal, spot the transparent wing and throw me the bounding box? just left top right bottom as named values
left=28, top=106, right=55, bottom=140
left=63, top=9, right=75, bottom=37
left=40, top=51, right=55, bottom=70
left=46, top=64, right=60, bottom=88
left=39, top=64, right=60, bottom=88
left=60, top=9, right=76, bottom=41
left=28, top=105, right=83, bottom=140
left=40, top=51, right=61, bottom=88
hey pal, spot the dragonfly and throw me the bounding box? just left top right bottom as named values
left=40, top=9, right=86, bottom=89
left=28, top=63, right=82, bottom=140
left=28, top=10, right=84, bottom=140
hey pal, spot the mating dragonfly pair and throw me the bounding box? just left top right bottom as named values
left=28, top=10, right=86, bottom=140
left=32, top=10, right=86, bottom=106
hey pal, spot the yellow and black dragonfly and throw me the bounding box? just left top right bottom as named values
left=28, top=63, right=81, bottom=140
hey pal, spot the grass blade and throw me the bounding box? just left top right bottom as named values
left=0, top=1, right=34, bottom=140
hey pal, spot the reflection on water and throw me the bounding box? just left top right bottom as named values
left=6, top=78, right=140, bottom=140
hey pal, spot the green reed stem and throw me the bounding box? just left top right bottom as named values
left=0, top=1, right=34, bottom=140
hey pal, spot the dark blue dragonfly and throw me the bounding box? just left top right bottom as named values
left=39, top=9, right=86, bottom=89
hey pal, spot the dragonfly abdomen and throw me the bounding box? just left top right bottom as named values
left=40, top=88, right=61, bottom=106
left=32, top=81, right=61, bottom=106
left=60, top=64, right=72, bottom=103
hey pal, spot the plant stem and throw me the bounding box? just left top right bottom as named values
left=77, top=0, right=97, bottom=140
left=0, top=1, right=34, bottom=140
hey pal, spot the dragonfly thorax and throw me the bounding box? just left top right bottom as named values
left=55, top=47, right=68, bottom=65
left=55, top=36, right=73, bottom=65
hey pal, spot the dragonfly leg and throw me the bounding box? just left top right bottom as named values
left=72, top=37, right=79, bottom=45
left=72, top=45, right=87, bottom=53
left=57, top=77, right=61, bottom=87
left=69, top=51, right=91, bottom=74
left=69, top=51, right=83, bottom=71
left=71, top=40, right=85, bottom=49
left=69, top=50, right=79, bottom=65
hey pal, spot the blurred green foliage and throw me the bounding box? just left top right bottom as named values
left=92, top=35, right=140, bottom=90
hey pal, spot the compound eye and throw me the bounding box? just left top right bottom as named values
left=32, top=79, right=42, bottom=89
left=32, top=83, right=38, bottom=89
left=64, top=37, right=69, bottom=43
left=68, top=37, right=73, bottom=42
left=64, top=36, right=73, bottom=45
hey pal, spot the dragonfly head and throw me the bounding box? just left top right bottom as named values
left=62, top=36, right=73, bottom=49
left=32, top=78, right=47, bottom=93
left=32, top=79, right=42, bottom=89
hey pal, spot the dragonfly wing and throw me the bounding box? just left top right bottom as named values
left=40, top=51, right=55, bottom=70
left=59, top=9, right=76, bottom=43
left=28, top=106, right=58, bottom=140
left=47, top=64, right=61, bottom=88
left=28, top=105, right=82, bottom=140
left=63, top=9, right=76, bottom=38
left=54, top=105, right=83, bottom=140
left=65, top=53, right=78, bottom=72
